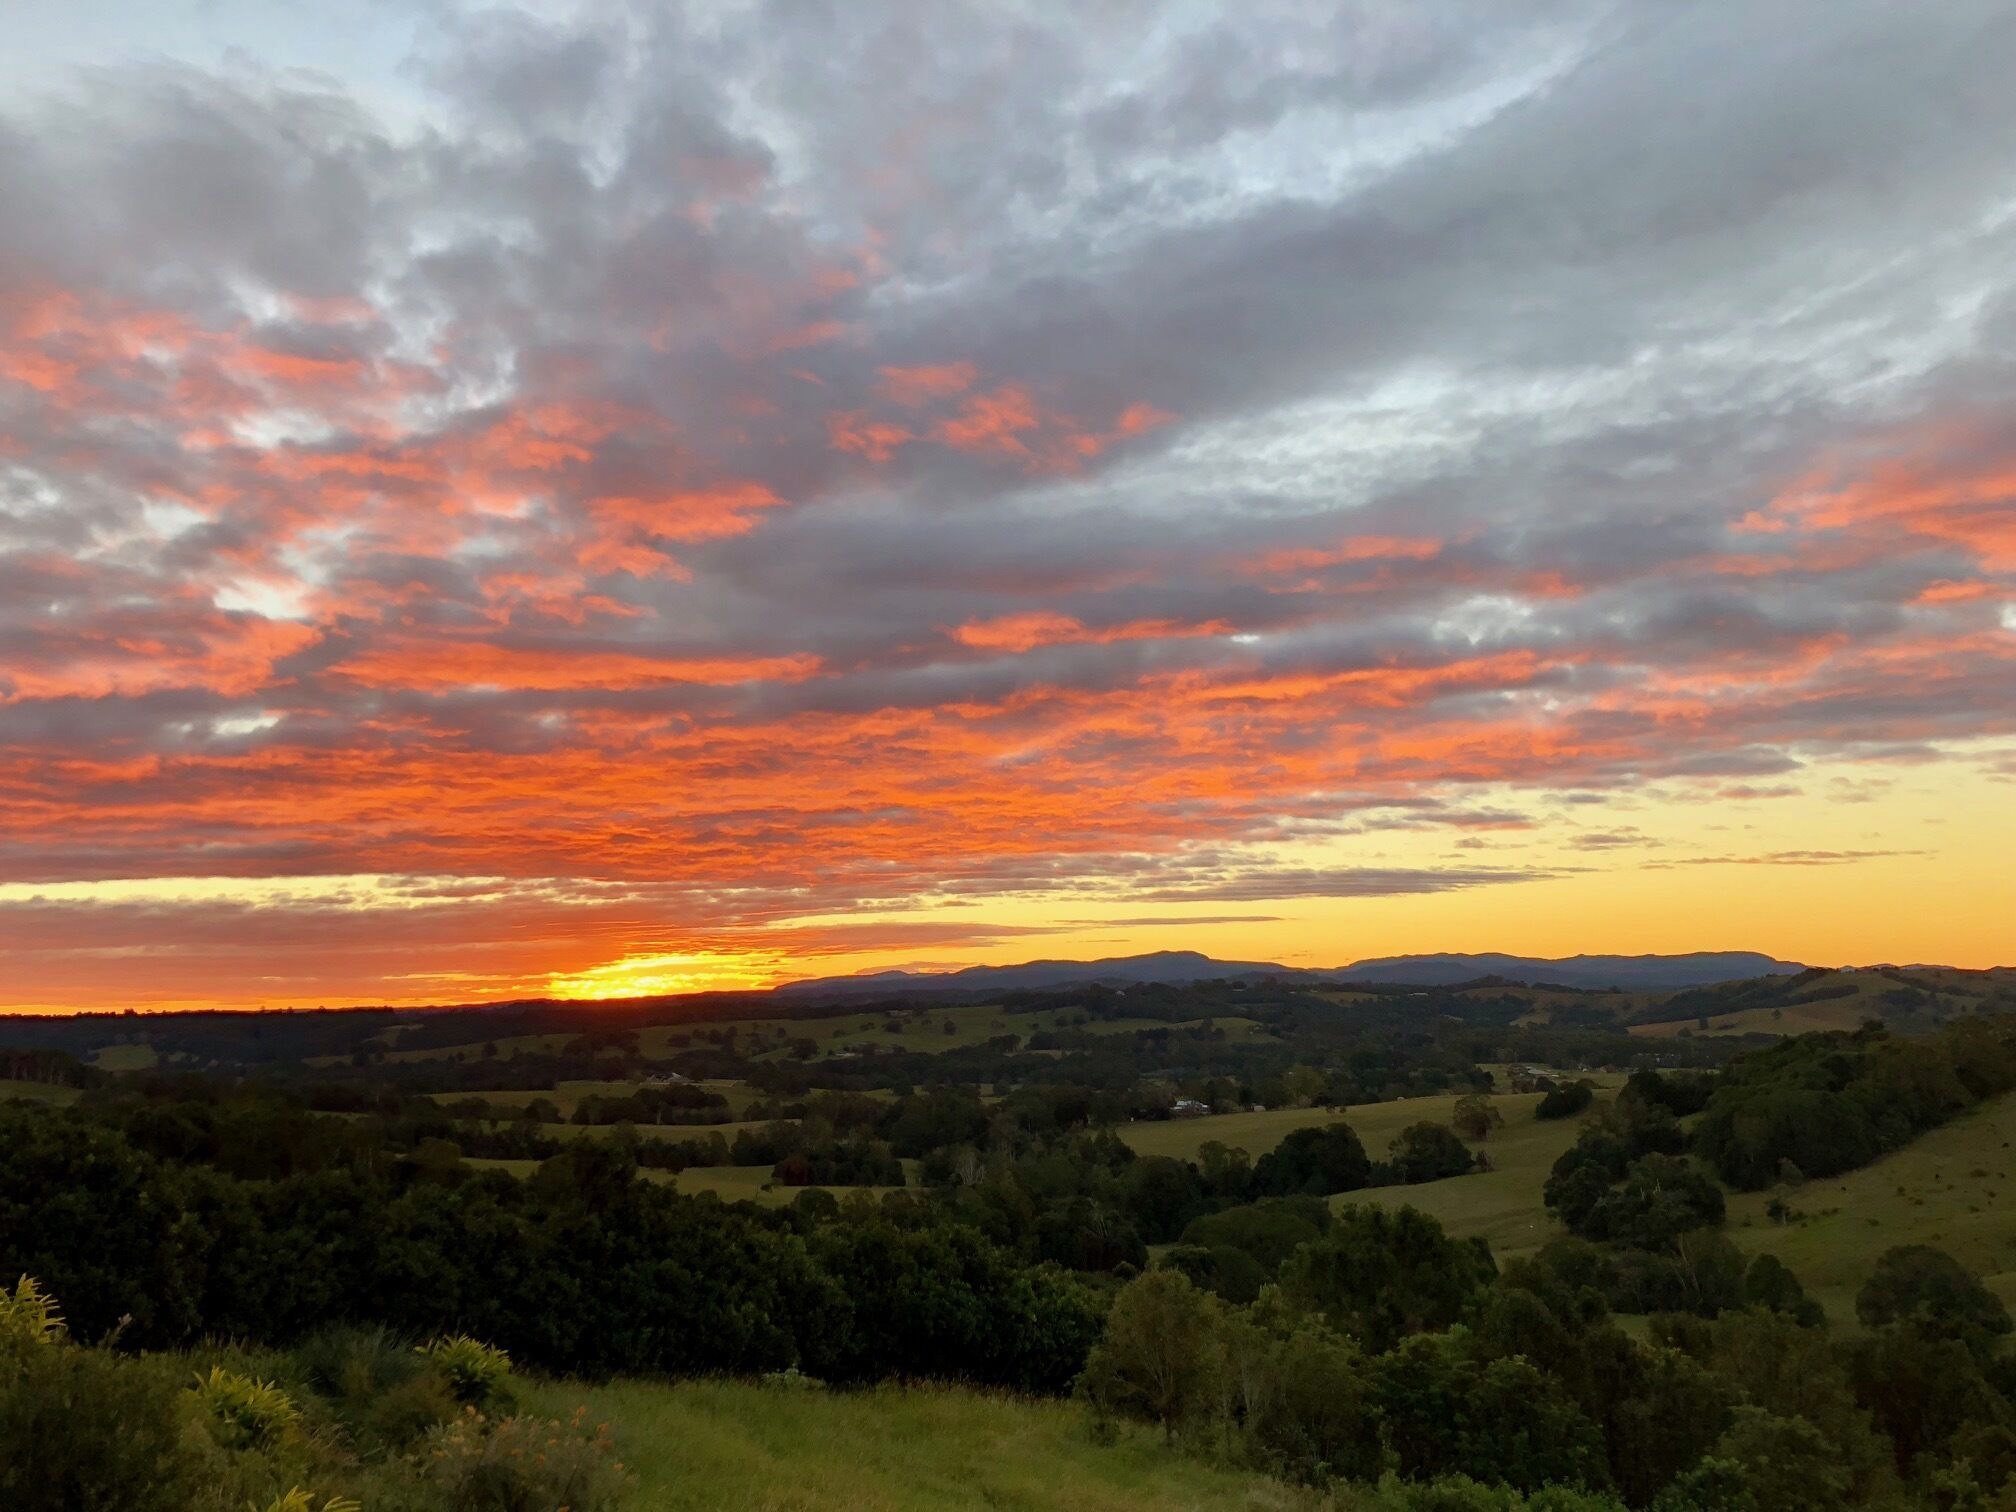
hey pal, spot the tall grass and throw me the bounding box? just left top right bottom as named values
left=517, top=1376, right=1316, bottom=1512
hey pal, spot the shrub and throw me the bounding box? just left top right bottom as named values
left=190, top=1363, right=303, bottom=1451
left=0, top=1275, right=64, bottom=1357
left=417, top=1406, right=632, bottom=1512
left=419, top=1334, right=514, bottom=1408
left=0, top=1344, right=203, bottom=1512
left=257, top=1495, right=362, bottom=1512
left=294, top=1324, right=456, bottom=1450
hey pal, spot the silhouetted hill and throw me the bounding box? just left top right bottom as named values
left=773, top=949, right=1288, bottom=997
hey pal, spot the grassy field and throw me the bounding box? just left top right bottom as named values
left=516, top=1376, right=1310, bottom=1512
left=0, top=1078, right=80, bottom=1105
left=1118, top=1076, right=1624, bottom=1166
left=1117, top=1104, right=1355, bottom=1161
left=1729, top=1089, right=2016, bottom=1321
left=535, top=1117, right=781, bottom=1143
left=1115, top=1081, right=1631, bottom=1266
left=89, top=1042, right=159, bottom=1071
left=1345, top=1086, right=1623, bottom=1262
left=462, top=1154, right=906, bottom=1210
left=432, top=1078, right=779, bottom=1117
left=672, top=1164, right=907, bottom=1207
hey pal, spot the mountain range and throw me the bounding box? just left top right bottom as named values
left=776, top=949, right=1807, bottom=997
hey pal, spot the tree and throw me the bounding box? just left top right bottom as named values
left=1703, top=1308, right=1890, bottom=1499
left=1196, top=1141, right=1253, bottom=1202
left=1387, top=1123, right=1477, bottom=1184
left=1234, top=1318, right=1381, bottom=1485
left=1709, top=1408, right=1850, bottom=1512
left=1158, top=1244, right=1266, bottom=1305
left=1857, top=1246, right=2013, bottom=1358
left=1538, top=1081, right=1597, bottom=1121
left=1580, top=1154, right=1725, bottom=1251
left=1120, top=1156, right=1207, bottom=1243
left=1374, top=1333, right=1611, bottom=1492
left=1602, top=1344, right=1736, bottom=1505
left=1077, top=1269, right=1225, bottom=1441
left=1741, top=1254, right=1824, bottom=1327
left=1849, top=1326, right=2008, bottom=1475
left=1281, top=1205, right=1495, bottom=1354
left=1452, top=1094, right=1504, bottom=1142
left=1252, top=1123, right=1371, bottom=1197
left=1180, top=1199, right=1328, bottom=1280
left=1646, top=1458, right=1761, bottom=1512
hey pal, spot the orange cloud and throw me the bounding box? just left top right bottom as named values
left=1250, top=535, right=1444, bottom=575
left=827, top=410, right=915, bottom=462
left=952, top=612, right=1233, bottom=651
left=1763, top=421, right=2016, bottom=569
left=337, top=641, right=822, bottom=692
left=936, top=383, right=1043, bottom=457
left=591, top=482, right=785, bottom=543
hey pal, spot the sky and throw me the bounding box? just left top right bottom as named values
left=2, top=1, right=2014, bottom=1013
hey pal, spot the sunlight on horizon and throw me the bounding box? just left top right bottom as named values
left=545, top=950, right=792, bottom=1001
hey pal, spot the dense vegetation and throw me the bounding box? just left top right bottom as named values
left=1690, top=1019, right=2016, bottom=1189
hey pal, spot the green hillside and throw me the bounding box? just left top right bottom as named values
left=1345, top=1087, right=1626, bottom=1260
left=1730, top=1088, right=2016, bottom=1320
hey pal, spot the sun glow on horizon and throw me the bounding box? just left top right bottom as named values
left=545, top=950, right=792, bottom=1001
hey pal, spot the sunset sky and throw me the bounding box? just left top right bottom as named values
left=3, top=2, right=2013, bottom=1013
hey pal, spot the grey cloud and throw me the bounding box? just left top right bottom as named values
left=1135, top=866, right=1563, bottom=902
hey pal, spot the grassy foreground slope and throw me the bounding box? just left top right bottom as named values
left=519, top=1377, right=1309, bottom=1512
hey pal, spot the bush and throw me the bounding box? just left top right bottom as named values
left=419, top=1334, right=514, bottom=1408
left=0, top=1342, right=204, bottom=1512
left=416, top=1406, right=632, bottom=1512
left=294, top=1325, right=456, bottom=1451
left=190, top=1363, right=303, bottom=1451
left=0, top=1275, right=64, bottom=1357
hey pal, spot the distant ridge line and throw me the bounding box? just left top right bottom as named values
left=773, top=948, right=1808, bottom=997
